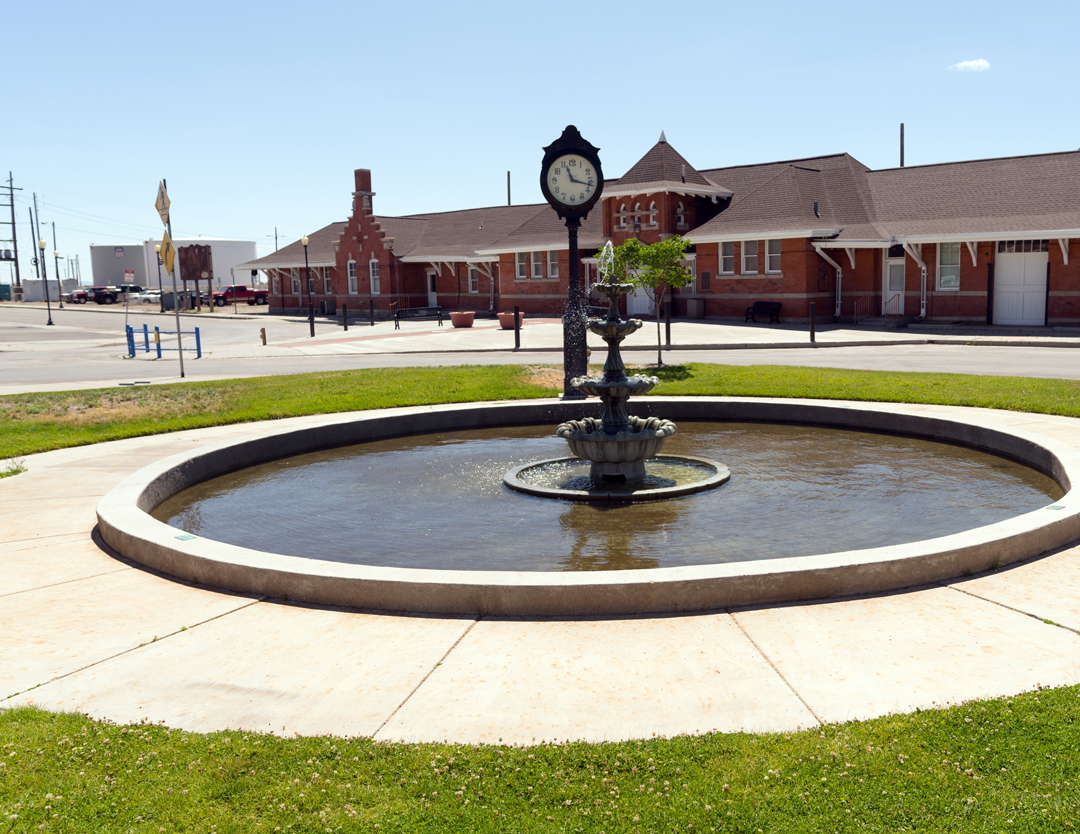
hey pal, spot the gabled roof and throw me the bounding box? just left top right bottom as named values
left=236, top=221, right=345, bottom=270
left=604, top=132, right=733, bottom=200
left=381, top=205, right=542, bottom=261
left=689, top=153, right=881, bottom=240
left=866, top=150, right=1080, bottom=239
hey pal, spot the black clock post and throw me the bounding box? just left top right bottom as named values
left=540, top=125, right=604, bottom=400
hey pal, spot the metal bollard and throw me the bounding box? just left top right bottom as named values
left=154, top=327, right=162, bottom=359
left=194, top=327, right=202, bottom=359
left=260, top=327, right=266, bottom=346
left=664, top=298, right=672, bottom=347
left=513, top=305, right=521, bottom=351
left=142, top=323, right=150, bottom=352
left=809, top=302, right=816, bottom=343
left=342, top=303, right=348, bottom=331
left=125, top=325, right=135, bottom=358
left=369, top=299, right=375, bottom=327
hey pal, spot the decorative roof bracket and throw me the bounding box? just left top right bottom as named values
left=844, top=248, right=856, bottom=269
left=1059, top=239, right=1070, bottom=266
left=966, top=241, right=978, bottom=267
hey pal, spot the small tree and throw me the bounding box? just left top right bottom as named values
left=608, top=235, right=693, bottom=365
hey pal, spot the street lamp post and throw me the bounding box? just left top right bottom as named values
left=38, top=239, right=53, bottom=326
left=54, top=251, right=64, bottom=308
left=302, top=235, right=314, bottom=337
left=154, top=243, right=165, bottom=312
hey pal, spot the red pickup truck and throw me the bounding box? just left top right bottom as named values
left=202, top=285, right=268, bottom=306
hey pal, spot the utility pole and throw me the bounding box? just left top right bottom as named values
left=28, top=209, right=39, bottom=279
left=1, top=173, right=22, bottom=296
left=52, top=221, right=63, bottom=308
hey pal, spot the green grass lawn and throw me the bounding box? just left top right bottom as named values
left=2, top=363, right=1079, bottom=460
left=3, top=363, right=1080, bottom=832
left=2, top=687, right=1078, bottom=833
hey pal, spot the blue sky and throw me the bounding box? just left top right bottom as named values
left=3, top=0, right=1078, bottom=283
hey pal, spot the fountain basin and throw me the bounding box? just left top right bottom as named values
left=505, top=454, right=730, bottom=501
left=97, top=397, right=1080, bottom=616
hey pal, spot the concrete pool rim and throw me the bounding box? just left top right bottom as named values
left=96, top=397, right=1080, bottom=616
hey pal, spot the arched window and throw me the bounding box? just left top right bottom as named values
left=649, top=201, right=657, bottom=227
left=618, top=203, right=627, bottom=229
left=676, top=201, right=687, bottom=229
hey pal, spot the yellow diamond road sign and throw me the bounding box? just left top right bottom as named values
left=155, top=182, right=170, bottom=226
left=160, top=230, right=175, bottom=275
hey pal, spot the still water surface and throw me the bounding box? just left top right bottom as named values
left=153, top=423, right=1063, bottom=572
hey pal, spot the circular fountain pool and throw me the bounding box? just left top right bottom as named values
left=96, top=398, right=1080, bottom=615
left=151, top=422, right=1059, bottom=572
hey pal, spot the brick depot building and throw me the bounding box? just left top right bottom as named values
left=239, top=135, right=1080, bottom=326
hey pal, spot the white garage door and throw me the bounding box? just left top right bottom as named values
left=627, top=287, right=653, bottom=316
left=994, top=248, right=1048, bottom=326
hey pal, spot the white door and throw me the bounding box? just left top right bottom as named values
left=882, top=258, right=905, bottom=314
left=994, top=252, right=1048, bottom=325
left=426, top=271, right=438, bottom=307
left=627, top=287, right=652, bottom=316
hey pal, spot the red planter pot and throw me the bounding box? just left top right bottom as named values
left=450, top=311, right=475, bottom=328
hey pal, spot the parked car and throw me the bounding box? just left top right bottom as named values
left=201, top=284, right=269, bottom=306
left=65, top=288, right=89, bottom=304
left=87, top=286, right=120, bottom=304
left=134, top=289, right=162, bottom=305
left=117, top=284, right=144, bottom=298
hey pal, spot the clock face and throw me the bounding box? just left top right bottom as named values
left=545, top=154, right=598, bottom=207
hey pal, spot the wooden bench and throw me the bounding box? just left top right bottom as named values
left=394, top=306, right=443, bottom=330
left=745, top=301, right=781, bottom=324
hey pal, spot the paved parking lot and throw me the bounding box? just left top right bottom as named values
left=5, top=301, right=1080, bottom=394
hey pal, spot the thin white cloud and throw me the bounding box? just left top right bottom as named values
left=949, top=59, right=990, bottom=72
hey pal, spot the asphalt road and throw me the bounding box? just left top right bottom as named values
left=3, top=302, right=1080, bottom=394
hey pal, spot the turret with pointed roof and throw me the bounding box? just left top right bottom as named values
left=604, top=132, right=733, bottom=199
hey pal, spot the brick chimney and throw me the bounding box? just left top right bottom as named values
left=353, top=169, right=374, bottom=214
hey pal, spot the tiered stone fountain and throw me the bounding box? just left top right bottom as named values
left=504, top=243, right=729, bottom=501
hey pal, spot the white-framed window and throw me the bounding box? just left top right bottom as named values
left=998, top=239, right=1050, bottom=253
left=676, top=201, right=687, bottom=229
left=742, top=241, right=759, bottom=274
left=937, top=242, right=960, bottom=290
left=347, top=260, right=358, bottom=294
left=766, top=239, right=782, bottom=273
left=548, top=251, right=559, bottom=280
left=369, top=259, right=380, bottom=294
left=291, top=268, right=300, bottom=295
left=323, top=268, right=332, bottom=295
left=720, top=242, right=735, bottom=274
left=468, top=267, right=478, bottom=294
left=532, top=251, right=543, bottom=280
left=648, top=202, right=657, bottom=227
left=633, top=202, right=641, bottom=228
left=271, top=275, right=279, bottom=295
left=617, top=204, right=627, bottom=229
left=516, top=252, right=528, bottom=280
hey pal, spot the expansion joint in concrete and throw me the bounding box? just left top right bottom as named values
left=728, top=611, right=824, bottom=726
left=0, top=567, right=130, bottom=600
left=1, top=596, right=266, bottom=703
left=947, top=583, right=1080, bottom=636
left=372, top=616, right=481, bottom=740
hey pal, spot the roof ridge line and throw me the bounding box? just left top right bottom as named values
left=379, top=202, right=546, bottom=220
left=700, top=153, right=854, bottom=173
left=873, top=148, right=1080, bottom=173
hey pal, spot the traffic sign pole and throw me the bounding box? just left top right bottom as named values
left=158, top=179, right=185, bottom=379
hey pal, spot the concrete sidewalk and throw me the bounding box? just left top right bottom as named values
left=4, top=405, right=1080, bottom=742
left=208, top=316, right=1080, bottom=359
